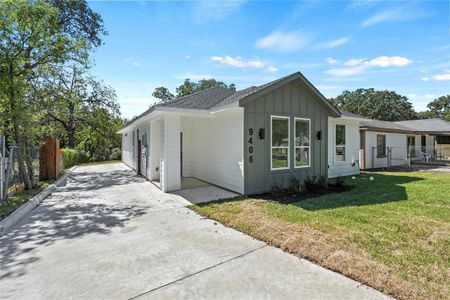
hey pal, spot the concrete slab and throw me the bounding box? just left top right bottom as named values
left=0, top=163, right=390, bottom=300
left=171, top=185, right=239, bottom=204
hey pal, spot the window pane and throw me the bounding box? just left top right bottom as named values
left=295, top=119, right=310, bottom=147
left=295, top=148, right=309, bottom=167
left=377, top=135, right=386, bottom=157
left=272, top=148, right=288, bottom=168
left=336, top=146, right=345, bottom=161
left=272, top=118, right=289, bottom=147
left=336, top=125, right=345, bottom=145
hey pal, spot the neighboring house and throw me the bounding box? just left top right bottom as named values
left=357, top=117, right=450, bottom=169
left=119, top=72, right=450, bottom=194
left=119, top=72, right=341, bottom=194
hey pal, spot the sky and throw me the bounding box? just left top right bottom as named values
left=89, top=0, right=450, bottom=119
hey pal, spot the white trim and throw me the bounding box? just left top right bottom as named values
left=335, top=124, right=346, bottom=162
left=294, top=117, right=311, bottom=168
left=210, top=102, right=239, bottom=114
left=270, top=115, right=290, bottom=171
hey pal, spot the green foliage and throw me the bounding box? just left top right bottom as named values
left=330, top=88, right=417, bottom=121
left=419, top=95, right=450, bottom=121
left=287, top=176, right=302, bottom=195
left=60, top=148, right=89, bottom=168
left=153, top=78, right=236, bottom=103
left=152, top=86, right=174, bottom=102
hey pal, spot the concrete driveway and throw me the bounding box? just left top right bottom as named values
left=0, top=163, right=389, bottom=300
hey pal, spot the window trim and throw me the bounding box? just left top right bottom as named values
left=270, top=115, right=290, bottom=171
left=294, top=117, right=311, bottom=168
left=335, top=124, right=346, bottom=162
left=377, top=134, right=386, bottom=158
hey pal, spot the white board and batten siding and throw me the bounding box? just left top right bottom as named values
left=121, top=122, right=151, bottom=179
left=192, top=108, right=244, bottom=194
left=121, top=128, right=134, bottom=169
left=327, top=117, right=360, bottom=178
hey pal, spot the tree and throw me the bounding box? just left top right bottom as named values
left=35, top=65, right=119, bottom=148
left=152, top=86, right=174, bottom=102
left=419, top=95, right=450, bottom=121
left=330, top=88, right=417, bottom=121
left=152, top=78, right=236, bottom=102
left=0, top=0, right=106, bottom=189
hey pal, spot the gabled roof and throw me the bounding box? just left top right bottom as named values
left=121, top=72, right=341, bottom=130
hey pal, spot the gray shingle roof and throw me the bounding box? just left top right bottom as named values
left=122, top=72, right=340, bottom=129
left=161, top=86, right=235, bottom=110
left=394, top=119, right=450, bottom=133
left=360, top=119, right=414, bottom=133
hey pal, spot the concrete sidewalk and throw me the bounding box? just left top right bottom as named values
left=0, top=163, right=390, bottom=300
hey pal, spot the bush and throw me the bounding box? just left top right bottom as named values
left=287, top=176, right=302, bottom=195
left=271, top=183, right=286, bottom=198
left=304, top=176, right=318, bottom=192
left=60, top=148, right=89, bottom=169
left=110, top=148, right=121, bottom=160
left=334, top=176, right=345, bottom=187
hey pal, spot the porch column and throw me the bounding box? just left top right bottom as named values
left=161, top=114, right=181, bottom=192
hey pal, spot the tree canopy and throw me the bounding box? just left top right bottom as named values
left=152, top=78, right=235, bottom=102
left=418, top=95, right=450, bottom=122
left=0, top=0, right=115, bottom=190
left=330, top=88, right=417, bottom=121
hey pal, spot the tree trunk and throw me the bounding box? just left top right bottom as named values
left=8, top=62, right=33, bottom=190
left=67, top=128, right=75, bottom=148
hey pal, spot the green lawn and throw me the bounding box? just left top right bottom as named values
left=191, top=171, right=450, bottom=300
left=78, top=160, right=121, bottom=166
left=0, top=180, right=53, bottom=220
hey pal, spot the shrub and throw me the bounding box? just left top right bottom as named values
left=318, top=175, right=328, bottom=189
left=110, top=148, right=121, bottom=160
left=287, top=176, right=302, bottom=195
left=60, top=148, right=89, bottom=169
left=334, top=176, right=345, bottom=187
left=271, top=183, right=286, bottom=198
left=304, top=176, right=318, bottom=192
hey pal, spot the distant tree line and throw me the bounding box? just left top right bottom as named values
left=330, top=89, right=449, bottom=122
left=0, top=0, right=122, bottom=190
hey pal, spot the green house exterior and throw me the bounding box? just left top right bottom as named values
left=241, top=76, right=339, bottom=195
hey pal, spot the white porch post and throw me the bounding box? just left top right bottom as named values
left=161, top=114, right=181, bottom=192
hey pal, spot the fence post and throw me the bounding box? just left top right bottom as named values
left=0, top=134, right=4, bottom=202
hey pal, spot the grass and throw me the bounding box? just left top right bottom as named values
left=0, top=180, right=53, bottom=220
left=78, top=160, right=121, bottom=166
left=191, top=171, right=450, bottom=300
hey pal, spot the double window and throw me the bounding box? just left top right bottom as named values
left=270, top=116, right=310, bottom=170
left=377, top=134, right=386, bottom=158
left=335, top=124, right=346, bottom=161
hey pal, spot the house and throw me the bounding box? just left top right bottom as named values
left=119, top=72, right=349, bottom=194
left=119, top=71, right=450, bottom=194
left=342, top=114, right=450, bottom=169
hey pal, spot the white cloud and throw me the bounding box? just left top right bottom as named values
left=192, top=0, right=246, bottom=23
left=314, top=36, right=350, bottom=49
left=211, top=55, right=267, bottom=69
left=425, top=94, right=436, bottom=100
left=326, top=56, right=411, bottom=77
left=326, top=65, right=368, bottom=76
left=123, top=57, right=140, bottom=67
left=265, top=66, right=278, bottom=73
left=175, top=73, right=214, bottom=80
left=432, top=73, right=450, bottom=81
left=255, top=30, right=311, bottom=53
left=343, top=58, right=365, bottom=66
left=185, top=55, right=190, bottom=59
left=421, top=77, right=429, bottom=82
left=361, top=4, right=430, bottom=28
left=407, top=93, right=417, bottom=100
left=325, top=57, right=340, bottom=65
left=366, top=56, right=411, bottom=67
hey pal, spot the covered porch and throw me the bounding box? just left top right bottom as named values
left=145, top=108, right=244, bottom=194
